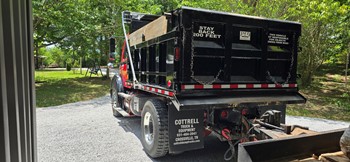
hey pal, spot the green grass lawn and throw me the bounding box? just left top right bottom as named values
left=35, top=70, right=110, bottom=107
left=287, top=63, right=350, bottom=121
left=35, top=66, right=350, bottom=121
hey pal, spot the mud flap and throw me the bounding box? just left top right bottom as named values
left=237, top=129, right=345, bottom=162
left=168, top=104, right=204, bottom=153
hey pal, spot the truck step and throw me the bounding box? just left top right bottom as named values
left=113, top=107, right=131, bottom=117
left=118, top=92, right=132, bottom=100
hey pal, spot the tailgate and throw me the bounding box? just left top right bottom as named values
left=178, top=7, right=301, bottom=93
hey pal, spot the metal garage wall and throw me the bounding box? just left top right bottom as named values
left=0, top=0, right=36, bottom=161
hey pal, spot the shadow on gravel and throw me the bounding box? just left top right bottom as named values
left=115, top=117, right=231, bottom=162
left=117, top=117, right=142, bottom=139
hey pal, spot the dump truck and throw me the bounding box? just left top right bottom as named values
left=110, top=6, right=347, bottom=161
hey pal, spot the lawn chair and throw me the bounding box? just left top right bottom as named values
left=85, top=62, right=103, bottom=78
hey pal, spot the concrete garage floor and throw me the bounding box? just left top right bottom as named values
left=37, top=96, right=350, bottom=162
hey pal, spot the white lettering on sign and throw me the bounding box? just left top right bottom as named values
left=174, top=118, right=200, bottom=146
left=193, top=26, right=221, bottom=39
left=174, top=118, right=199, bottom=125
left=240, top=31, right=251, bottom=41
left=268, top=33, right=289, bottom=45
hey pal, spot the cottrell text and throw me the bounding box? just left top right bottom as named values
left=175, top=118, right=199, bottom=125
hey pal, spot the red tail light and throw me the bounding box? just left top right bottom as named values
left=242, top=108, right=249, bottom=116
left=167, top=80, right=172, bottom=88
left=175, top=47, right=180, bottom=61
left=121, top=64, right=127, bottom=71
left=221, top=110, right=228, bottom=119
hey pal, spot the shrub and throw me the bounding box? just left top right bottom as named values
left=66, top=64, right=71, bottom=71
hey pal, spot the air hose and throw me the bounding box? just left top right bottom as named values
left=221, top=128, right=240, bottom=161
left=224, top=140, right=240, bottom=161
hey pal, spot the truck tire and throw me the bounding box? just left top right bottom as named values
left=141, top=99, right=169, bottom=158
left=111, top=79, right=122, bottom=117
left=340, top=125, right=350, bottom=158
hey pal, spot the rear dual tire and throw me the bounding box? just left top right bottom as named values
left=141, top=99, right=169, bottom=158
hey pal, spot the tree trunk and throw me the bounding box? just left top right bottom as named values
left=80, top=57, right=83, bottom=74
left=346, top=43, right=350, bottom=90
left=106, top=51, right=110, bottom=79
left=302, top=71, right=313, bottom=87
left=35, top=43, right=39, bottom=69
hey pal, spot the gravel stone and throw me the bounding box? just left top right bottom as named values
left=37, top=96, right=350, bottom=162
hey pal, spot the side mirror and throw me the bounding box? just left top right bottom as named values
left=109, top=37, right=116, bottom=62
left=109, top=37, right=116, bottom=53
left=109, top=52, right=116, bottom=61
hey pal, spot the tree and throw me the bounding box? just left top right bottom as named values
left=32, top=0, right=77, bottom=68
left=286, top=0, right=347, bottom=86
left=32, top=0, right=349, bottom=85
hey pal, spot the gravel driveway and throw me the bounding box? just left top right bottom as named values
left=37, top=96, right=350, bottom=162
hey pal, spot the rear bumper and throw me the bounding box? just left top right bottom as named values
left=176, top=92, right=306, bottom=111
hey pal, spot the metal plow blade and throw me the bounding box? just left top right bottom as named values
left=237, top=129, right=345, bottom=162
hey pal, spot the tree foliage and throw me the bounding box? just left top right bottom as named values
left=288, top=0, right=348, bottom=85
left=33, top=0, right=350, bottom=85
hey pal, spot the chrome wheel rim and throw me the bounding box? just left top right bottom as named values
left=143, top=112, right=154, bottom=145
left=112, top=87, right=118, bottom=108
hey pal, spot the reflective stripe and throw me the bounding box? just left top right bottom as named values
left=139, top=85, right=175, bottom=97
left=182, top=84, right=298, bottom=90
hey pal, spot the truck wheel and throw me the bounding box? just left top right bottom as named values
left=111, top=81, right=122, bottom=117
left=141, top=99, right=169, bottom=158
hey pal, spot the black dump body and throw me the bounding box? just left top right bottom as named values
left=127, top=7, right=305, bottom=106
left=178, top=7, right=300, bottom=86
